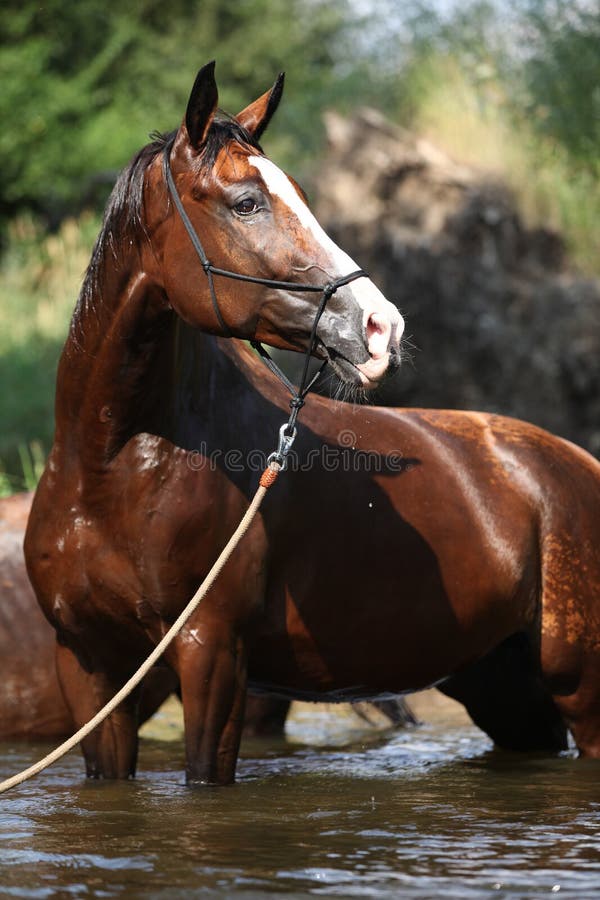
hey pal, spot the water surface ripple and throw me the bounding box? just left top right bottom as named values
left=0, top=709, right=598, bottom=899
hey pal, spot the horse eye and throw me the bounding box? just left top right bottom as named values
left=233, top=197, right=259, bottom=216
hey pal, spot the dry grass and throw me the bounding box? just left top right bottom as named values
left=411, top=56, right=600, bottom=275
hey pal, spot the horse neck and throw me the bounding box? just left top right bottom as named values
left=150, top=322, right=287, bottom=464
left=54, top=243, right=280, bottom=478
left=54, top=242, right=172, bottom=468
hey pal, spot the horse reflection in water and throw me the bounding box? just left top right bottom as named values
left=25, top=62, right=600, bottom=784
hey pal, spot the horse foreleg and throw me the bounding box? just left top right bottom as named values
left=56, top=641, right=139, bottom=779
left=177, top=623, right=247, bottom=785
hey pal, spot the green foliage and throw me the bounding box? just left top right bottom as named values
left=0, top=0, right=356, bottom=229
left=0, top=214, right=98, bottom=481
left=0, top=441, right=45, bottom=497
left=520, top=0, right=600, bottom=174
left=4, top=0, right=597, bottom=228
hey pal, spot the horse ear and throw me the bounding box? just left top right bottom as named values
left=235, top=73, right=285, bottom=140
left=184, top=61, right=219, bottom=150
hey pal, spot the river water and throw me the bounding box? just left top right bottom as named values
left=0, top=695, right=598, bottom=899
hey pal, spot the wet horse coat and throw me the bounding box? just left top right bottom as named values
left=0, top=496, right=411, bottom=739
left=25, top=63, right=600, bottom=782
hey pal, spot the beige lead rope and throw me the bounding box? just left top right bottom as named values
left=0, top=462, right=281, bottom=795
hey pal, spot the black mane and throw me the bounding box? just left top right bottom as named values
left=76, top=115, right=262, bottom=319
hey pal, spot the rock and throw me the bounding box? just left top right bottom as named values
left=312, top=109, right=600, bottom=457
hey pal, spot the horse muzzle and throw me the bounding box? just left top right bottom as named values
left=322, top=284, right=404, bottom=387
left=355, top=308, right=404, bottom=386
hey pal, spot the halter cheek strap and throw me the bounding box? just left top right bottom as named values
left=163, top=144, right=367, bottom=464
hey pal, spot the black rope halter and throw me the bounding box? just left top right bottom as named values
left=163, top=144, right=367, bottom=465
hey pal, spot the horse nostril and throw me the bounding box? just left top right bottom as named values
left=366, top=312, right=391, bottom=360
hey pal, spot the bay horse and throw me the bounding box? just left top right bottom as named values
left=25, top=62, right=600, bottom=783
left=0, top=495, right=411, bottom=738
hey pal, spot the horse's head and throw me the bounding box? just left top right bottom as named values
left=153, top=62, right=404, bottom=388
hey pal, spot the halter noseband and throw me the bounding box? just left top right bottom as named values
left=163, top=144, right=367, bottom=463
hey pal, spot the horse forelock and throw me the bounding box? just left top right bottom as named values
left=198, top=114, right=263, bottom=170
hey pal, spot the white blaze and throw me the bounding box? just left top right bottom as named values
left=248, top=155, right=404, bottom=339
